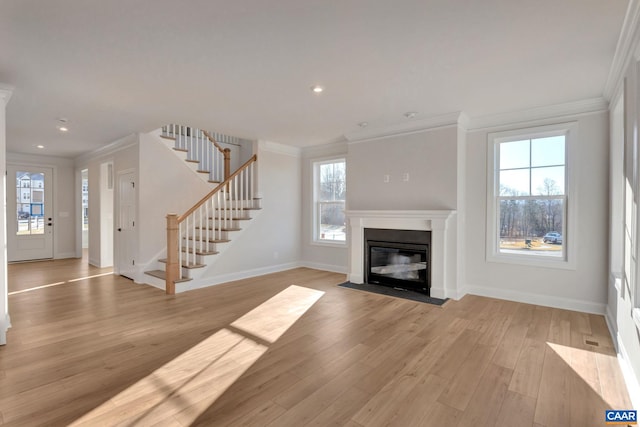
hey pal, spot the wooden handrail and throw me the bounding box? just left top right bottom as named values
left=202, top=130, right=232, bottom=180
left=201, top=130, right=225, bottom=153
left=177, top=154, right=257, bottom=223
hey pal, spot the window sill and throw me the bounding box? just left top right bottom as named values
left=487, top=252, right=575, bottom=270
left=310, top=240, right=347, bottom=248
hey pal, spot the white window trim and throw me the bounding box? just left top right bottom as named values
left=486, top=122, right=578, bottom=270
left=311, top=157, right=347, bottom=246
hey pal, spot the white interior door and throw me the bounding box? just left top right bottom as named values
left=117, top=170, right=136, bottom=279
left=7, top=165, right=54, bottom=261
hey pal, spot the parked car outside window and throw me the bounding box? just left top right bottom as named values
left=543, top=232, right=563, bottom=244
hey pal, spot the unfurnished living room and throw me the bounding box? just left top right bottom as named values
left=1, top=1, right=639, bottom=426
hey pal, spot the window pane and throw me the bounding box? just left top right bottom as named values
left=498, top=198, right=564, bottom=258
left=500, top=169, right=530, bottom=196
left=319, top=162, right=346, bottom=201
left=16, top=171, right=46, bottom=236
left=532, top=166, right=565, bottom=195
left=319, top=201, right=345, bottom=241
left=531, top=136, right=564, bottom=167
left=500, top=140, right=530, bottom=169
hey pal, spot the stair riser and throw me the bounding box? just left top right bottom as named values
left=208, top=219, right=247, bottom=228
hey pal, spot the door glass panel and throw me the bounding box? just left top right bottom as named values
left=16, top=171, right=45, bottom=235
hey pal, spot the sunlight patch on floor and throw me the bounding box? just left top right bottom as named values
left=8, top=272, right=114, bottom=295
left=69, top=285, right=325, bottom=426
left=231, top=285, right=325, bottom=343
left=547, top=342, right=620, bottom=407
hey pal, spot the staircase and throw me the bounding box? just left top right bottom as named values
left=144, top=125, right=260, bottom=294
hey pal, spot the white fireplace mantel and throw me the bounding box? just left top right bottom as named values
left=346, top=210, right=456, bottom=299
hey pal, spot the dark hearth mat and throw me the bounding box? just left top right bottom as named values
left=338, top=282, right=448, bottom=306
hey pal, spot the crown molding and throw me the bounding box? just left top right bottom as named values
left=467, top=98, right=608, bottom=131
left=74, top=133, right=138, bottom=165
left=301, top=139, right=348, bottom=158
left=0, top=84, right=14, bottom=105
left=604, top=0, right=640, bottom=101
left=258, top=140, right=301, bottom=157
left=344, top=111, right=465, bottom=143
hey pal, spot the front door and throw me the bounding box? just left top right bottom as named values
left=117, top=170, right=136, bottom=279
left=7, top=165, right=54, bottom=261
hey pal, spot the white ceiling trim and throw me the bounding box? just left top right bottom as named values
left=604, top=0, right=640, bottom=101
left=301, top=140, right=348, bottom=158
left=467, top=98, right=609, bottom=131
left=258, top=140, right=301, bottom=157
left=344, top=112, right=464, bottom=144
left=74, top=133, right=139, bottom=166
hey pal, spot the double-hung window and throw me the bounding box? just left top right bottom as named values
left=487, top=123, right=576, bottom=268
left=313, top=158, right=346, bottom=244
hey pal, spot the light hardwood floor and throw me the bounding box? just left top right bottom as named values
left=0, top=258, right=632, bottom=426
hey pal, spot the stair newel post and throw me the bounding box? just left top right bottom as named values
left=223, top=148, right=231, bottom=181
left=166, top=214, right=179, bottom=295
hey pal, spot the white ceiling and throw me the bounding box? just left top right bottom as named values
left=0, top=1, right=629, bottom=157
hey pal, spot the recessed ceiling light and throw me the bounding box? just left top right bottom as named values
left=404, top=112, right=418, bottom=119
left=57, top=118, right=69, bottom=132
left=311, top=85, right=324, bottom=93
left=36, top=145, right=44, bottom=149
left=358, top=122, right=368, bottom=128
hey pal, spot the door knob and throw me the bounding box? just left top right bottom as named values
left=118, top=228, right=122, bottom=232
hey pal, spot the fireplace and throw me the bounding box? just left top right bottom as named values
left=365, top=228, right=431, bottom=294
left=346, top=210, right=456, bottom=299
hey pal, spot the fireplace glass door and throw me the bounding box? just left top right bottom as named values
left=368, top=241, right=428, bottom=293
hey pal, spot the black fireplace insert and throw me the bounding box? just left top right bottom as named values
left=364, top=228, right=431, bottom=294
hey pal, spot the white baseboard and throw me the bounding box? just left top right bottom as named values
left=54, top=252, right=78, bottom=260
left=0, top=313, right=11, bottom=345
left=178, top=262, right=301, bottom=293
left=299, top=261, right=348, bottom=274
left=605, top=306, right=640, bottom=410
left=463, top=283, right=606, bottom=314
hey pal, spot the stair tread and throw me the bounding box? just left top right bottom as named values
left=210, top=217, right=252, bottom=220
left=180, top=247, right=219, bottom=255
left=195, top=226, right=242, bottom=231
left=157, top=259, right=206, bottom=269
left=186, top=237, right=231, bottom=243
left=215, top=207, right=262, bottom=211
left=144, top=270, right=192, bottom=283
left=172, top=147, right=188, bottom=152
left=186, top=159, right=199, bottom=163
left=160, top=135, right=176, bottom=141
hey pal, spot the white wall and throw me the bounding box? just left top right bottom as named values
left=99, top=162, right=114, bottom=267
left=300, top=127, right=462, bottom=278
left=7, top=152, right=77, bottom=259
left=136, top=132, right=212, bottom=274
left=0, top=86, right=11, bottom=345
left=193, top=144, right=302, bottom=281
left=607, top=50, right=640, bottom=407
left=465, top=111, right=610, bottom=313
left=347, top=127, right=459, bottom=211
left=76, top=134, right=139, bottom=268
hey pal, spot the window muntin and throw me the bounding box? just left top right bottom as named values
left=313, top=159, right=346, bottom=244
